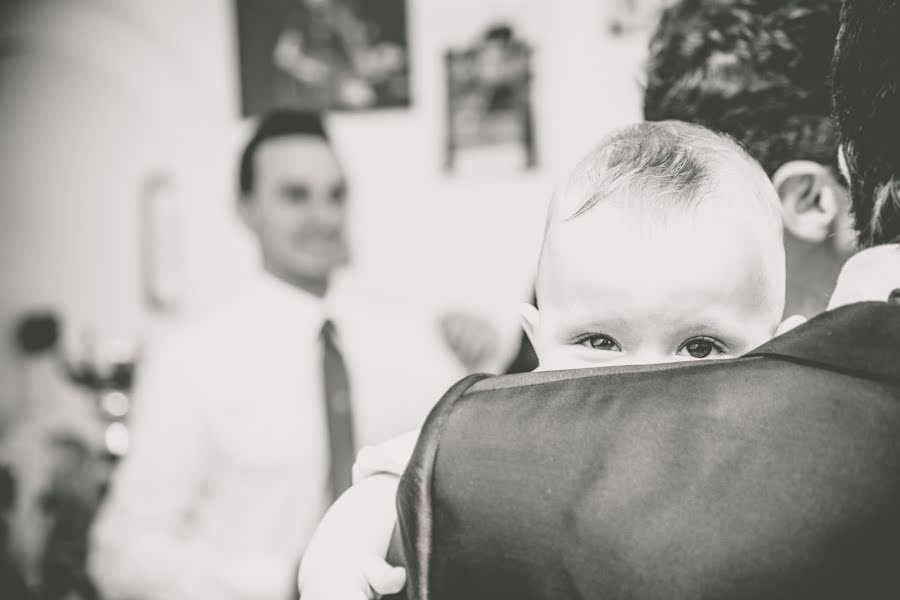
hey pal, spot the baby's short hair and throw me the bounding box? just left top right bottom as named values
left=556, top=120, right=780, bottom=227
left=537, top=121, right=786, bottom=318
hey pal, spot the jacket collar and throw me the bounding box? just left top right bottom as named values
left=746, top=301, right=900, bottom=383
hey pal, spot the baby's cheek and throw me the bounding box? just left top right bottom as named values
left=532, top=346, right=566, bottom=371
left=534, top=347, right=601, bottom=372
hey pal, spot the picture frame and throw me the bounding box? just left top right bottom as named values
left=235, top=0, right=412, bottom=115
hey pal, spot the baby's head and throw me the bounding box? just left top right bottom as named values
left=523, top=121, right=788, bottom=370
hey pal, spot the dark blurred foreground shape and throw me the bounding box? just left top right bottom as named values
left=1, top=466, right=32, bottom=600
left=397, top=301, right=900, bottom=600
left=2, top=310, right=119, bottom=599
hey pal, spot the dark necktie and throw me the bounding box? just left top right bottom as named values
left=320, top=319, right=356, bottom=501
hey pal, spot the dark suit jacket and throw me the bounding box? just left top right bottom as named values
left=396, top=302, right=900, bottom=600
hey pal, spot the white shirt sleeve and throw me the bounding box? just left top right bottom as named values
left=351, top=429, right=421, bottom=484
left=88, top=347, right=290, bottom=600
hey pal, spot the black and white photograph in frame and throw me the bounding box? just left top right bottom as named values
left=235, top=0, right=411, bottom=115
left=444, top=23, right=537, bottom=174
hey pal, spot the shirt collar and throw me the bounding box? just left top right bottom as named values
left=252, top=269, right=328, bottom=336
left=828, top=244, right=900, bottom=309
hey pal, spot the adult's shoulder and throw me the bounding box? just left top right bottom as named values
left=398, top=301, right=900, bottom=600
left=745, top=300, right=900, bottom=383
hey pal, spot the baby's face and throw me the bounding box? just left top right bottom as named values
left=529, top=186, right=784, bottom=371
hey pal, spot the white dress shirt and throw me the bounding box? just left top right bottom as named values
left=89, top=272, right=462, bottom=600
left=828, top=243, right=900, bottom=309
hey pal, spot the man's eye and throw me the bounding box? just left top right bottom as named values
left=676, top=336, right=727, bottom=359
left=331, top=185, right=348, bottom=205
left=577, top=334, right=622, bottom=352
left=281, top=186, right=310, bottom=203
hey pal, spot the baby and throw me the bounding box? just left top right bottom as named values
left=299, top=121, right=799, bottom=599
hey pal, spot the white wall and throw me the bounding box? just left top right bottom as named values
left=0, top=0, right=647, bottom=418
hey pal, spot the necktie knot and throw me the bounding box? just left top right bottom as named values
left=321, top=319, right=337, bottom=341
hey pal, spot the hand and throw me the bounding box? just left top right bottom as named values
left=439, top=311, right=500, bottom=373
left=299, top=555, right=406, bottom=600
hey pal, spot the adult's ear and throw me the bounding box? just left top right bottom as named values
left=518, top=303, right=540, bottom=350
left=773, top=160, right=840, bottom=243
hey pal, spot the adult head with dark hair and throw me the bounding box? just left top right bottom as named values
left=645, top=0, right=857, bottom=319
left=824, top=0, right=900, bottom=308
left=237, top=109, right=349, bottom=297
left=832, top=0, right=900, bottom=248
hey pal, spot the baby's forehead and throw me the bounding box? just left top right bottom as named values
left=538, top=209, right=781, bottom=322
left=540, top=177, right=783, bottom=303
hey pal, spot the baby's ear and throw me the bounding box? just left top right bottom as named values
left=518, top=303, right=540, bottom=349
left=775, top=314, right=807, bottom=336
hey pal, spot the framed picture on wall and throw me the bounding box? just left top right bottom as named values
left=139, top=174, right=180, bottom=312
left=444, top=24, right=537, bottom=174
left=234, top=0, right=411, bottom=115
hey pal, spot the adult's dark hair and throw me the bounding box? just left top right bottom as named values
left=831, top=0, right=900, bottom=247
left=644, top=0, right=841, bottom=178
left=238, top=109, right=330, bottom=196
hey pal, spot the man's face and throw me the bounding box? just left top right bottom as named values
left=241, top=135, right=349, bottom=288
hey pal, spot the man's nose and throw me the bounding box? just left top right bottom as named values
left=310, top=196, right=345, bottom=228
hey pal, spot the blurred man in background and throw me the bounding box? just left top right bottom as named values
left=644, top=0, right=857, bottom=319
left=89, top=110, right=463, bottom=600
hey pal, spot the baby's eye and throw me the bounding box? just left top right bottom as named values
left=676, top=336, right=728, bottom=359
left=576, top=334, right=622, bottom=352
